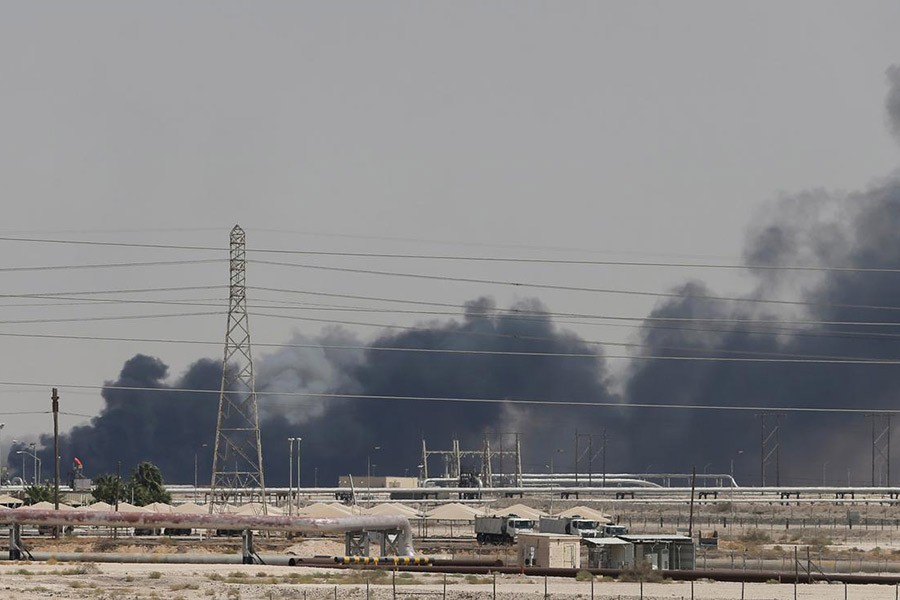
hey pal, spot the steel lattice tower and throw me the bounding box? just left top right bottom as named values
left=209, top=225, right=266, bottom=513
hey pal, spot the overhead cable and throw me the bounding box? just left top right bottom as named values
left=251, top=259, right=900, bottom=313
left=0, top=330, right=890, bottom=362
left=0, top=380, right=897, bottom=415
left=2, top=234, right=899, bottom=273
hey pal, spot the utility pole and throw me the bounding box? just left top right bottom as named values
left=759, top=413, right=782, bottom=486
left=288, top=438, right=295, bottom=516
left=866, top=413, right=892, bottom=487
left=210, top=226, right=267, bottom=513
left=52, top=388, right=60, bottom=539
left=296, top=436, right=302, bottom=509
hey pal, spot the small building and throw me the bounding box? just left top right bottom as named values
left=584, top=537, right=635, bottom=569
left=338, top=476, right=419, bottom=489
left=618, top=534, right=695, bottom=570
left=517, top=533, right=581, bottom=569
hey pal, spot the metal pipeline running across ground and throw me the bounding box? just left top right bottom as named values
left=0, top=509, right=416, bottom=556
left=288, top=560, right=900, bottom=585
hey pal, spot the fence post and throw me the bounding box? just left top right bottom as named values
left=690, top=579, right=694, bottom=600
left=393, top=569, right=397, bottom=600
left=741, top=580, right=744, bottom=599
left=493, top=571, right=497, bottom=600
left=443, top=573, right=447, bottom=600
left=366, top=575, right=370, bottom=600
left=544, top=574, right=549, bottom=599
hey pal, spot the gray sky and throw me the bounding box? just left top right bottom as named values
left=1, top=1, right=900, bottom=444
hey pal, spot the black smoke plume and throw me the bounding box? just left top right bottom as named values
left=622, top=66, right=900, bottom=484
left=14, top=65, right=900, bottom=488
left=20, top=298, right=615, bottom=486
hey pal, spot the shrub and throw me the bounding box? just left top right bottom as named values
left=618, top=562, right=665, bottom=583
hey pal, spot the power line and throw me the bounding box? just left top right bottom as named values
left=0, top=259, right=224, bottom=273
left=0, top=380, right=897, bottom=415
left=0, top=311, right=221, bottom=325
left=0, top=285, right=224, bottom=299
left=10, top=285, right=900, bottom=329
left=251, top=309, right=900, bottom=349
left=1, top=330, right=893, bottom=363
left=6, top=287, right=900, bottom=348
left=2, top=234, right=900, bottom=274
left=251, top=259, right=900, bottom=313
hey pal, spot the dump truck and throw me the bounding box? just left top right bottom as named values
left=539, top=516, right=602, bottom=538
left=474, top=515, right=535, bottom=544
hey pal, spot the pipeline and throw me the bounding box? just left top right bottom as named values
left=22, top=552, right=293, bottom=565
left=289, top=557, right=503, bottom=568
left=0, top=509, right=416, bottom=556
left=287, top=561, right=900, bottom=584
left=336, top=556, right=432, bottom=566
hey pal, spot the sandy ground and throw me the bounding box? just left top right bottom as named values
left=5, top=499, right=900, bottom=598
left=1, top=561, right=899, bottom=600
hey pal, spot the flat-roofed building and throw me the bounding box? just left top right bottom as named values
left=517, top=532, right=581, bottom=568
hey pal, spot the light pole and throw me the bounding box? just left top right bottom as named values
left=288, top=437, right=299, bottom=516
left=547, top=449, right=565, bottom=514
left=296, top=437, right=302, bottom=512
left=17, top=451, right=41, bottom=486
left=29, top=443, right=37, bottom=484
left=730, top=450, right=744, bottom=483
left=194, top=443, right=208, bottom=502
left=12, top=440, right=24, bottom=484
left=367, top=446, right=381, bottom=503
left=548, top=448, right=566, bottom=476
left=0, top=423, right=5, bottom=487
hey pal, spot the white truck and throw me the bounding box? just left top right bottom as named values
left=601, top=523, right=628, bottom=536
left=539, top=516, right=628, bottom=538
left=539, top=516, right=602, bottom=538
left=474, top=515, right=536, bottom=544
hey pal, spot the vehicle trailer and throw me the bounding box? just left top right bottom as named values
left=475, top=515, right=535, bottom=545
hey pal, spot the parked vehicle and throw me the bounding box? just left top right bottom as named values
left=601, top=523, right=628, bottom=536
left=539, top=516, right=602, bottom=538
left=474, top=515, right=535, bottom=544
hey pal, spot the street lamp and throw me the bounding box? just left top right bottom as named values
left=367, top=446, right=381, bottom=503
left=29, top=443, right=38, bottom=484
left=546, top=449, right=566, bottom=514
left=0, top=423, right=5, bottom=487
left=288, top=437, right=300, bottom=516
left=194, top=444, right=208, bottom=502
left=730, top=450, right=744, bottom=482
left=296, top=437, right=302, bottom=512
left=548, top=448, right=566, bottom=476
left=17, top=451, right=41, bottom=486
left=11, top=440, right=24, bottom=484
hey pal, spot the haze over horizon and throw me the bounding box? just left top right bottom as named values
left=3, top=2, right=900, bottom=487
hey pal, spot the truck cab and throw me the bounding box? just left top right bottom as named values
left=506, top=517, right=536, bottom=537
left=602, top=523, right=628, bottom=536
left=568, top=518, right=601, bottom=538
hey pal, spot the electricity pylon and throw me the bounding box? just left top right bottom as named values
left=209, top=225, right=267, bottom=513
